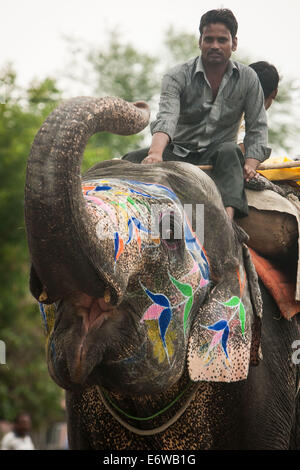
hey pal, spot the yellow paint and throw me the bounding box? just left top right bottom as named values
left=43, top=304, right=56, bottom=350
left=146, top=320, right=176, bottom=363
left=114, top=191, right=131, bottom=196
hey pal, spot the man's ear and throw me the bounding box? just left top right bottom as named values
left=232, top=36, right=238, bottom=52
left=198, top=36, right=202, bottom=50
left=271, top=88, right=278, bottom=100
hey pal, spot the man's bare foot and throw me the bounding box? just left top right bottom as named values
left=225, top=206, right=235, bottom=221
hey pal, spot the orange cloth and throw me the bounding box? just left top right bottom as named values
left=249, top=247, right=300, bottom=319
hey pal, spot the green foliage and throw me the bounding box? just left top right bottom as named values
left=0, top=66, right=64, bottom=428
left=233, top=52, right=300, bottom=154
left=89, top=32, right=159, bottom=104
left=163, top=26, right=199, bottom=66
left=267, top=82, right=300, bottom=154
left=65, top=31, right=160, bottom=166
left=0, top=306, right=63, bottom=426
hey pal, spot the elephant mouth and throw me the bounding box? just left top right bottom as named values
left=76, top=296, right=116, bottom=335
left=59, top=292, right=119, bottom=386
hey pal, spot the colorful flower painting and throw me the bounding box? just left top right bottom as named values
left=81, top=178, right=212, bottom=363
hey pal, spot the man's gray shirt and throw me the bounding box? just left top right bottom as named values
left=150, top=56, right=271, bottom=161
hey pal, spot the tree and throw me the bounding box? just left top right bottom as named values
left=63, top=32, right=160, bottom=169
left=0, top=66, right=64, bottom=428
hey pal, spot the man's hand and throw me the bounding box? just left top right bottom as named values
left=142, top=152, right=163, bottom=164
left=243, top=158, right=260, bottom=182
left=141, top=132, right=170, bottom=165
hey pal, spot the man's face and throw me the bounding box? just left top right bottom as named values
left=14, top=414, right=32, bottom=437
left=199, top=23, right=237, bottom=66
left=264, top=89, right=278, bottom=110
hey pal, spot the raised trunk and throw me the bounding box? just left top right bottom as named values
left=25, top=97, right=149, bottom=302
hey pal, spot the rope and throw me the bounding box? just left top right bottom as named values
left=96, top=382, right=200, bottom=436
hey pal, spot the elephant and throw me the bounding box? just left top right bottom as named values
left=24, top=96, right=300, bottom=450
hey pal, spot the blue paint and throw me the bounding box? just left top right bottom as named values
left=95, top=185, right=112, bottom=191
left=222, top=326, right=230, bottom=359
left=126, top=219, right=134, bottom=245
left=158, top=307, right=172, bottom=348
left=131, top=217, right=149, bottom=233
left=207, top=320, right=228, bottom=331
left=114, top=232, right=119, bottom=262
left=144, top=289, right=170, bottom=308
left=128, top=188, right=154, bottom=198
left=39, top=302, right=48, bottom=334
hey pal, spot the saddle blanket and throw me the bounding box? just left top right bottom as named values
left=246, top=188, right=300, bottom=302
left=249, top=246, right=300, bottom=320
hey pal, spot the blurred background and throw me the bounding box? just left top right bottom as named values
left=1, top=0, right=300, bottom=449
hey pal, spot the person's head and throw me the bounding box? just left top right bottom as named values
left=14, top=412, right=32, bottom=437
left=199, top=9, right=238, bottom=66
left=249, top=61, right=279, bottom=110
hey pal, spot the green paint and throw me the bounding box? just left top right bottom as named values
left=101, top=383, right=193, bottom=421
left=221, top=296, right=240, bottom=308
left=127, top=196, right=145, bottom=216
left=239, top=302, right=246, bottom=336
left=111, top=201, right=127, bottom=211
left=183, top=296, right=194, bottom=334
left=170, top=275, right=193, bottom=298
left=131, top=197, right=151, bottom=213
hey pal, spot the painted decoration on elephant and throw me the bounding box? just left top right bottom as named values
left=82, top=178, right=210, bottom=363
left=188, top=266, right=252, bottom=382
left=39, top=302, right=56, bottom=363
left=82, top=178, right=209, bottom=277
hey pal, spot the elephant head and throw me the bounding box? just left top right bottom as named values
left=25, top=97, right=261, bottom=396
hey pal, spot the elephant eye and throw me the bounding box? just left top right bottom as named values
left=159, top=212, right=183, bottom=251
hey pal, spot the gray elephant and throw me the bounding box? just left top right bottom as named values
left=25, top=97, right=300, bottom=450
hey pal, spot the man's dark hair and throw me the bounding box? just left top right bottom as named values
left=199, top=9, right=238, bottom=39
left=249, top=61, right=280, bottom=99
left=14, top=412, right=31, bottom=423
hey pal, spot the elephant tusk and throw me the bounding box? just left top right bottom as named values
left=39, top=289, right=48, bottom=302
left=104, top=288, right=111, bottom=304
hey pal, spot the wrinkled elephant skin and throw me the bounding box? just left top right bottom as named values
left=25, top=97, right=300, bottom=450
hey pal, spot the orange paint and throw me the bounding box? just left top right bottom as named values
left=116, top=237, right=124, bottom=261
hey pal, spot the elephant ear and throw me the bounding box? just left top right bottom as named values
left=187, top=242, right=262, bottom=382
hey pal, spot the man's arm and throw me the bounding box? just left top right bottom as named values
left=243, top=69, right=271, bottom=179
left=142, top=132, right=170, bottom=164
left=143, top=71, right=182, bottom=164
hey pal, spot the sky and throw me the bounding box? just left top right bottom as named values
left=1, top=0, right=300, bottom=151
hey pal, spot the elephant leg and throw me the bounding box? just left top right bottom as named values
left=289, top=392, right=300, bottom=449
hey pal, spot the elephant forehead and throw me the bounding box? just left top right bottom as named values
left=82, top=178, right=184, bottom=239
left=81, top=177, right=210, bottom=291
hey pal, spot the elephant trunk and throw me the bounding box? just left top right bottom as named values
left=25, top=97, right=150, bottom=302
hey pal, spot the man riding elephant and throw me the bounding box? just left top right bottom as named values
left=123, top=8, right=271, bottom=220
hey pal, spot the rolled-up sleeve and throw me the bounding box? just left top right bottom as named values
left=150, top=73, right=182, bottom=140
left=243, top=72, right=272, bottom=162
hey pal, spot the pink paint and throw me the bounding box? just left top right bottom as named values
left=84, top=195, right=118, bottom=226
left=182, top=260, right=199, bottom=279
left=209, top=330, right=223, bottom=350
left=140, top=304, right=164, bottom=322
left=200, top=278, right=209, bottom=287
